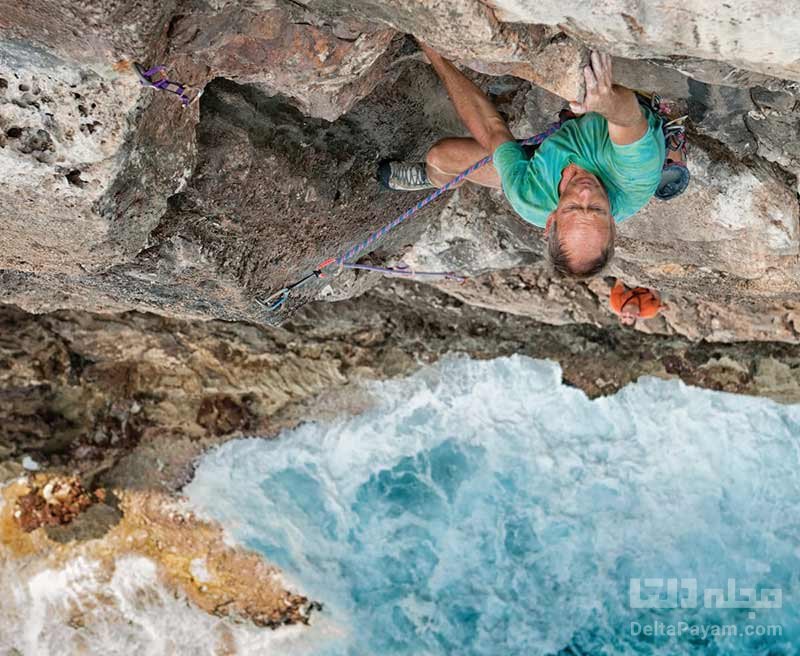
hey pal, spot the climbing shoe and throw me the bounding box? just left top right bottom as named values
left=378, top=160, right=436, bottom=191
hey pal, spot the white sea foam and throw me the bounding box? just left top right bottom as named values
left=187, top=355, right=800, bottom=655
left=4, top=355, right=799, bottom=655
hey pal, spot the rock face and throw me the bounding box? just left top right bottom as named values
left=168, top=5, right=399, bottom=121
left=301, top=0, right=589, bottom=101
left=1, top=3, right=800, bottom=330
left=1, top=480, right=320, bottom=651
left=1, top=0, right=799, bottom=346
left=5, top=281, right=800, bottom=487
left=485, top=0, right=800, bottom=84
left=0, top=41, right=141, bottom=275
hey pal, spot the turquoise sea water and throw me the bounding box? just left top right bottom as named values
left=187, top=355, right=800, bottom=655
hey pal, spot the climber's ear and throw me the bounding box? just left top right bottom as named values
left=544, top=212, right=557, bottom=236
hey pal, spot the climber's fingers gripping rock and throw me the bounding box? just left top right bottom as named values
left=569, top=51, right=648, bottom=145
left=569, top=51, right=615, bottom=116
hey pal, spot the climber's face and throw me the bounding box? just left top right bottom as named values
left=620, top=310, right=639, bottom=326
left=546, top=164, right=614, bottom=276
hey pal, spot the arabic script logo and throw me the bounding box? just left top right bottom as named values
left=630, top=578, right=781, bottom=618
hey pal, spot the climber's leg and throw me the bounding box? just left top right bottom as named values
left=377, top=137, right=509, bottom=192
left=424, top=137, right=502, bottom=189
left=379, top=43, right=516, bottom=193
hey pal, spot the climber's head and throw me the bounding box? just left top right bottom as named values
left=619, top=307, right=640, bottom=326
left=545, top=164, right=615, bottom=278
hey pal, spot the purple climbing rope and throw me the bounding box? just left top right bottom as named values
left=259, top=123, right=562, bottom=312
left=134, top=63, right=198, bottom=108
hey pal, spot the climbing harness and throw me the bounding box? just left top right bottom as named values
left=133, top=63, right=200, bottom=108
left=655, top=114, right=690, bottom=201
left=258, top=123, right=562, bottom=312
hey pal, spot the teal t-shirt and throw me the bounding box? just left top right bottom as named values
left=493, top=109, right=665, bottom=227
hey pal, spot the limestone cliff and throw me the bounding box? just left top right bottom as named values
left=5, top=281, right=800, bottom=489
left=1, top=0, right=799, bottom=342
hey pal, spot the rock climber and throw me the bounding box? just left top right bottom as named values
left=379, top=43, right=666, bottom=278
left=609, top=279, right=664, bottom=326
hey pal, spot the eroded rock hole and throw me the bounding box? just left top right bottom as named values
left=66, top=169, right=86, bottom=187
left=20, top=129, right=54, bottom=154
left=6, top=126, right=22, bottom=138
left=81, top=121, right=101, bottom=135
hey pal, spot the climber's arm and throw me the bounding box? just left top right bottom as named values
left=419, top=42, right=514, bottom=153
left=568, top=51, right=647, bottom=146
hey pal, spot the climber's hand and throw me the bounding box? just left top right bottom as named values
left=416, top=39, right=442, bottom=64
left=570, top=50, right=647, bottom=145
left=569, top=51, right=617, bottom=116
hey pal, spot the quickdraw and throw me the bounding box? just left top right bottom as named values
left=256, top=263, right=465, bottom=312
left=635, top=91, right=691, bottom=200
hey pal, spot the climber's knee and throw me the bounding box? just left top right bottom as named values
left=425, top=138, right=455, bottom=174
left=424, top=139, right=457, bottom=187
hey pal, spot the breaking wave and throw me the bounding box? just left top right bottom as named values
left=187, top=355, right=800, bottom=655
